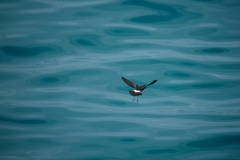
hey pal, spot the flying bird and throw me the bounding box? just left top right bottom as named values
left=121, top=77, right=157, bottom=103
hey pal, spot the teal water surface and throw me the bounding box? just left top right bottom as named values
left=1, top=0, right=240, bottom=159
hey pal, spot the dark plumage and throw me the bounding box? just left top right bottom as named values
left=121, top=77, right=157, bottom=103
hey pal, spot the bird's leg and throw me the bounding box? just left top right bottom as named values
left=137, top=97, right=138, bottom=103
left=133, top=96, right=135, bottom=102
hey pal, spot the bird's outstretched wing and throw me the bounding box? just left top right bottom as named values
left=122, top=77, right=140, bottom=90
left=147, top=80, right=157, bottom=86
left=140, top=80, right=157, bottom=91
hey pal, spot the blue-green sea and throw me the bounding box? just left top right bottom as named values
left=1, top=0, right=240, bottom=159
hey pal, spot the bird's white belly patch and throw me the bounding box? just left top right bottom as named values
left=133, top=90, right=141, bottom=93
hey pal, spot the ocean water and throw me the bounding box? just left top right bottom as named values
left=1, top=0, right=240, bottom=159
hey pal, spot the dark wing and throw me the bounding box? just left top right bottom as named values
left=122, top=77, right=140, bottom=89
left=147, top=80, right=157, bottom=86
left=140, top=80, right=157, bottom=91
left=139, top=85, right=147, bottom=91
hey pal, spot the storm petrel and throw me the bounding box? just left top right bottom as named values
left=122, top=77, right=157, bottom=103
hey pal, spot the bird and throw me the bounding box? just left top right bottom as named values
left=121, top=77, right=157, bottom=103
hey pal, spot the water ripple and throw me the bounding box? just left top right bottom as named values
left=0, top=116, right=48, bottom=125
left=105, top=27, right=149, bottom=37
left=1, top=0, right=240, bottom=159
left=122, top=0, right=202, bottom=24
left=0, top=45, right=64, bottom=58
left=186, top=135, right=240, bottom=148
left=144, top=148, right=178, bottom=155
